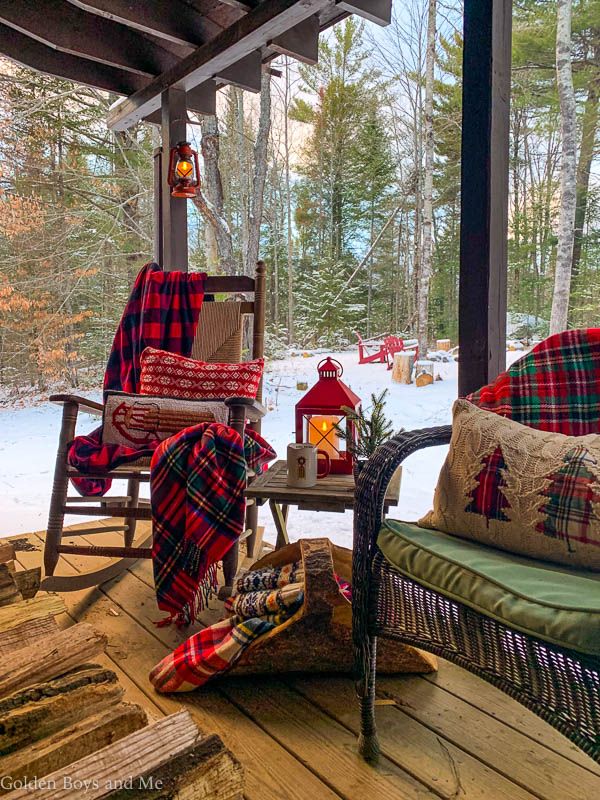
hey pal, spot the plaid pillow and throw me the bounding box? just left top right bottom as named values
left=140, top=347, right=264, bottom=400
left=420, top=399, right=600, bottom=570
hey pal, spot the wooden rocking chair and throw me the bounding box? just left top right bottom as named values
left=42, top=262, right=267, bottom=593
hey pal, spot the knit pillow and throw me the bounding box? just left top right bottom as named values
left=102, top=391, right=227, bottom=447
left=139, top=347, right=264, bottom=400
left=419, top=399, right=600, bottom=570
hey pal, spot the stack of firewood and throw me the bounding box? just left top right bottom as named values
left=0, top=541, right=243, bottom=799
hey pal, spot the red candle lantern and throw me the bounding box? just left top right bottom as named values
left=167, top=141, right=201, bottom=198
left=295, top=358, right=361, bottom=475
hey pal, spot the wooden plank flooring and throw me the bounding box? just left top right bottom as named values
left=8, top=520, right=600, bottom=800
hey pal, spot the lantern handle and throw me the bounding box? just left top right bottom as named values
left=318, top=357, right=343, bottom=377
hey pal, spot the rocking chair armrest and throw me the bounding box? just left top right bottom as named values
left=224, top=397, right=267, bottom=422
left=49, top=394, right=104, bottom=416
left=352, top=425, right=452, bottom=670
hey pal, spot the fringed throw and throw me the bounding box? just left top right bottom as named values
left=151, top=421, right=274, bottom=627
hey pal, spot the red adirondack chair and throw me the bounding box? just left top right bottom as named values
left=355, top=331, right=388, bottom=365
left=384, top=336, right=419, bottom=369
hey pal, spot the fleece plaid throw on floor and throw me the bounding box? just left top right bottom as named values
left=67, top=262, right=206, bottom=496
left=149, top=561, right=305, bottom=692
left=467, top=328, right=600, bottom=435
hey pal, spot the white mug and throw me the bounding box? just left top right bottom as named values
left=287, top=443, right=330, bottom=488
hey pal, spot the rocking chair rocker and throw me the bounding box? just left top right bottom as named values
left=42, top=263, right=267, bottom=593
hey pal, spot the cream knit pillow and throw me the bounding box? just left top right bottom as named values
left=419, top=399, right=600, bottom=570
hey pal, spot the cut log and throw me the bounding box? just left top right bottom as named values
left=12, top=568, right=41, bottom=600
left=415, top=359, right=435, bottom=388
left=0, top=623, right=107, bottom=699
left=436, top=338, right=451, bottom=351
left=0, top=594, right=65, bottom=633
left=2, top=710, right=244, bottom=800
left=0, top=665, right=123, bottom=754
left=415, top=372, right=434, bottom=387
left=0, top=703, right=147, bottom=795
left=0, top=565, right=22, bottom=607
left=391, top=352, right=414, bottom=384
left=0, top=542, right=15, bottom=566
left=0, top=617, right=58, bottom=656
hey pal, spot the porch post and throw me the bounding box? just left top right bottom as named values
left=160, top=88, right=188, bottom=271
left=153, top=146, right=163, bottom=266
left=458, top=0, right=512, bottom=396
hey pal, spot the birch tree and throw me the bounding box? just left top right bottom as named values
left=550, top=0, right=577, bottom=334
left=417, top=0, right=436, bottom=354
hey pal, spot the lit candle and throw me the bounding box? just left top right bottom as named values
left=308, top=415, right=340, bottom=459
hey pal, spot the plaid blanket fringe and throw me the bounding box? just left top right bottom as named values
left=149, top=558, right=352, bottom=692
left=467, top=328, right=600, bottom=435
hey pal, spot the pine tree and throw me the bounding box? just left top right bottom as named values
left=536, top=446, right=600, bottom=552
left=466, top=446, right=511, bottom=524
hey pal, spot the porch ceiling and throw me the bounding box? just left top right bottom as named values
left=0, top=1, right=390, bottom=128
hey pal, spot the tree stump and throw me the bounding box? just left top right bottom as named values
left=391, top=352, right=414, bottom=384
left=415, top=360, right=435, bottom=387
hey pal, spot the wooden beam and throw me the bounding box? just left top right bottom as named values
left=145, top=83, right=216, bottom=123
left=153, top=147, right=163, bottom=265
left=458, top=0, right=512, bottom=396
left=161, top=88, right=189, bottom=271
left=215, top=50, right=262, bottom=92
left=336, top=0, right=392, bottom=26
left=0, top=23, right=147, bottom=94
left=0, top=0, right=178, bottom=76
left=67, top=0, right=222, bottom=47
left=270, top=15, right=319, bottom=65
left=107, top=0, right=329, bottom=131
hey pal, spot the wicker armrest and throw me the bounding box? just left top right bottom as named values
left=49, top=394, right=104, bottom=416
left=224, top=397, right=267, bottom=422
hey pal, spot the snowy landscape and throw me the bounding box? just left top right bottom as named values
left=0, top=349, right=477, bottom=549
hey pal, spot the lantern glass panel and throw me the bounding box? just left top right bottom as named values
left=176, top=158, right=194, bottom=179
left=304, top=414, right=346, bottom=459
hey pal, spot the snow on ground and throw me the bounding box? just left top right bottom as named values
left=0, top=350, right=521, bottom=549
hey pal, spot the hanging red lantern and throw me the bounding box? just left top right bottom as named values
left=295, top=358, right=361, bottom=475
left=167, top=141, right=200, bottom=198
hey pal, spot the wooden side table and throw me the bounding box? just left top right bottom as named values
left=245, top=460, right=402, bottom=549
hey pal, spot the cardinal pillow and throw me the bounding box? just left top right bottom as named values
left=419, top=399, right=600, bottom=570
left=139, top=347, right=264, bottom=401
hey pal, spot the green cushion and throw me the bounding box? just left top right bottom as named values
left=378, top=520, right=600, bottom=657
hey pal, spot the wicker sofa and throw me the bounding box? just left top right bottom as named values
left=352, top=425, right=600, bottom=764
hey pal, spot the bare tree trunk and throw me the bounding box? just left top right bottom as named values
left=284, top=58, right=294, bottom=344
left=193, top=115, right=235, bottom=274
left=550, top=0, right=577, bottom=334
left=417, top=0, right=436, bottom=356
left=246, top=70, right=272, bottom=274
left=570, top=56, right=600, bottom=312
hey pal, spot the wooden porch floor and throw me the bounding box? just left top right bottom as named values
left=8, top=520, right=600, bottom=800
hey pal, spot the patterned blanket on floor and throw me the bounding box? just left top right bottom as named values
left=152, top=422, right=275, bottom=628
left=149, top=560, right=352, bottom=692
left=68, top=262, right=206, bottom=496
left=467, top=328, right=600, bottom=435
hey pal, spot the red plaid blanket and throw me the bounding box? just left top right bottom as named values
left=467, top=328, right=600, bottom=435
left=68, top=263, right=206, bottom=495
left=151, top=422, right=275, bottom=627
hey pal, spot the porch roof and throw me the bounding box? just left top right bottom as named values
left=0, top=1, right=387, bottom=127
